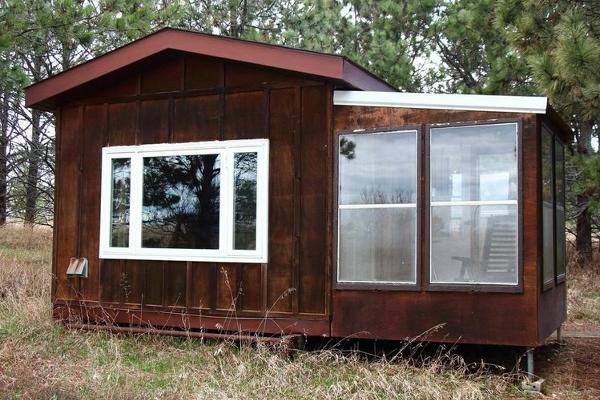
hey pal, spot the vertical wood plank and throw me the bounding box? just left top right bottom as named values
left=266, top=88, right=297, bottom=313
left=140, top=54, right=183, bottom=94
left=173, top=95, right=221, bottom=142
left=298, top=85, right=328, bottom=315
left=164, top=261, right=187, bottom=308
left=79, top=104, right=107, bottom=301
left=223, top=91, right=267, bottom=139
left=241, top=264, right=262, bottom=312
left=189, top=263, right=214, bottom=311
left=184, top=55, right=224, bottom=91
left=55, top=105, right=83, bottom=301
left=216, top=264, right=240, bottom=311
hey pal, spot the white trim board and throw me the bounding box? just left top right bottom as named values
left=333, top=91, right=548, bottom=114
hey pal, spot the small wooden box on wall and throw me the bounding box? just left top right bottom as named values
left=66, top=257, right=88, bottom=278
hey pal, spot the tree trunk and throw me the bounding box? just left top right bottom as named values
left=24, top=109, right=42, bottom=225
left=575, top=121, right=593, bottom=263
left=0, top=93, right=9, bottom=225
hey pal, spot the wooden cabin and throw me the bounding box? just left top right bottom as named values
left=25, top=28, right=570, bottom=348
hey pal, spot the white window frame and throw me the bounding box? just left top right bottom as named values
left=336, top=129, right=419, bottom=285
left=99, top=138, right=269, bottom=263
left=429, top=122, right=519, bottom=286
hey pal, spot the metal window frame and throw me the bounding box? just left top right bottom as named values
left=425, top=120, right=523, bottom=292
left=334, top=127, right=421, bottom=289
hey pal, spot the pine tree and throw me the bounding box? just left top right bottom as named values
left=496, top=0, right=600, bottom=261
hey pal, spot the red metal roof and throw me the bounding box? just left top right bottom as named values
left=25, top=28, right=397, bottom=110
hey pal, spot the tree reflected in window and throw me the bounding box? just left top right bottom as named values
left=110, top=158, right=130, bottom=247
left=142, top=154, right=220, bottom=249
left=234, top=152, right=257, bottom=250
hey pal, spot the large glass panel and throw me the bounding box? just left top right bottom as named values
left=430, top=124, right=517, bottom=202
left=110, top=158, right=131, bottom=247
left=142, top=154, right=220, bottom=249
left=542, top=129, right=554, bottom=284
left=339, top=132, right=417, bottom=204
left=555, top=139, right=566, bottom=277
left=339, top=207, right=416, bottom=283
left=338, top=130, right=418, bottom=284
left=233, top=152, right=257, bottom=250
left=430, top=205, right=517, bottom=284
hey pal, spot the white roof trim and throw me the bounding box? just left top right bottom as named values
left=333, top=91, right=548, bottom=114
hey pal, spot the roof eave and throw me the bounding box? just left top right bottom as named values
left=26, top=28, right=394, bottom=110
left=333, top=91, right=549, bottom=114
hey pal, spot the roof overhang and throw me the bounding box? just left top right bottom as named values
left=334, top=91, right=549, bottom=114
left=25, top=28, right=396, bottom=110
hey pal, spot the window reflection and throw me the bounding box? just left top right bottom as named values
left=430, top=123, right=518, bottom=285
left=339, top=132, right=417, bottom=205
left=541, top=128, right=554, bottom=284
left=110, top=158, right=130, bottom=247
left=555, top=139, right=566, bottom=277
left=430, top=124, right=517, bottom=202
left=338, top=130, right=418, bottom=284
left=233, top=152, right=257, bottom=250
left=142, top=154, right=220, bottom=249
left=431, top=205, right=517, bottom=284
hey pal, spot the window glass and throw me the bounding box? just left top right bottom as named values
left=338, top=130, right=417, bottom=284
left=339, top=208, right=416, bottom=282
left=555, top=139, right=566, bottom=277
left=110, top=158, right=131, bottom=247
left=142, top=154, right=221, bottom=249
left=430, top=124, right=517, bottom=202
left=233, top=152, right=257, bottom=250
left=339, top=132, right=417, bottom=205
left=542, top=128, right=554, bottom=285
left=430, top=123, right=518, bottom=285
left=100, top=139, right=268, bottom=263
left=430, top=205, right=517, bottom=284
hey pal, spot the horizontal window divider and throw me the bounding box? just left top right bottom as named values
left=337, top=279, right=417, bottom=285
left=339, top=203, right=417, bottom=209
left=430, top=280, right=519, bottom=286
left=430, top=200, right=517, bottom=207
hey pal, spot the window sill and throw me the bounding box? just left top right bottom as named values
left=426, top=282, right=523, bottom=294
left=99, top=251, right=267, bottom=264
left=335, top=282, right=420, bottom=292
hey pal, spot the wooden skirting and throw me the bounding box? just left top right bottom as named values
left=53, top=301, right=330, bottom=337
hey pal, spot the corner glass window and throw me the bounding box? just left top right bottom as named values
left=429, top=123, right=518, bottom=285
left=337, top=130, right=418, bottom=284
left=555, top=139, right=566, bottom=278
left=542, top=128, right=555, bottom=285
left=99, top=139, right=269, bottom=263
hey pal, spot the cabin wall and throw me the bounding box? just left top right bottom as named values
left=53, top=51, right=332, bottom=335
left=332, top=106, right=543, bottom=346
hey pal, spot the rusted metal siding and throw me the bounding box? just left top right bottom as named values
left=331, top=107, right=556, bottom=347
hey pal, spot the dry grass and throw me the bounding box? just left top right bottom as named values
left=2, top=224, right=588, bottom=399
left=567, top=247, right=600, bottom=326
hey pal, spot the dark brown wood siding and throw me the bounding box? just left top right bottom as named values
left=53, top=51, right=332, bottom=336
left=331, top=107, right=556, bottom=346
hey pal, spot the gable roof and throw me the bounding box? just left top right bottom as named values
left=25, top=28, right=397, bottom=110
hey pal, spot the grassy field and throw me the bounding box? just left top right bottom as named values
left=0, top=225, right=598, bottom=399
